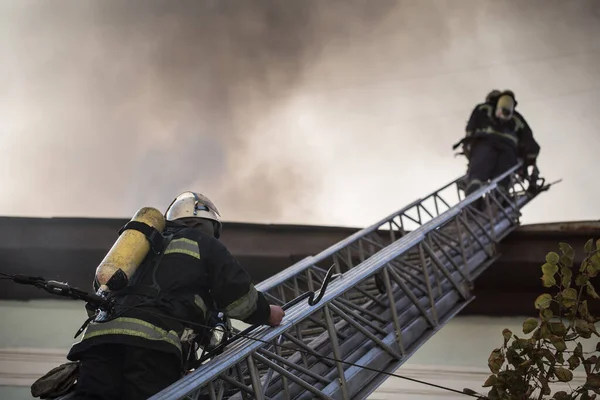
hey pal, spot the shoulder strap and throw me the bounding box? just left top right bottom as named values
left=110, top=232, right=175, bottom=299
left=149, top=232, right=175, bottom=292
left=119, top=220, right=166, bottom=254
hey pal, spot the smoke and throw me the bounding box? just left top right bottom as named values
left=0, top=0, right=394, bottom=223
left=1, top=1, right=599, bottom=226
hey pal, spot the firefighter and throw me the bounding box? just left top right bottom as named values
left=455, top=89, right=540, bottom=206
left=67, top=191, right=286, bottom=400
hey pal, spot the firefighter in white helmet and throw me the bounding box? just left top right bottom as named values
left=67, top=191, right=285, bottom=400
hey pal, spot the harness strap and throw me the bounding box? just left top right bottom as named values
left=102, top=232, right=175, bottom=322
left=118, top=220, right=165, bottom=254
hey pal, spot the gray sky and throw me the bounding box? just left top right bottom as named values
left=1, top=0, right=599, bottom=227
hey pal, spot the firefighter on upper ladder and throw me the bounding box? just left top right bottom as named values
left=454, top=89, right=541, bottom=209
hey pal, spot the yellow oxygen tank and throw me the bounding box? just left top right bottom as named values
left=95, top=207, right=166, bottom=294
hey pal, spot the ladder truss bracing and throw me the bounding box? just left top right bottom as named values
left=146, top=163, right=546, bottom=400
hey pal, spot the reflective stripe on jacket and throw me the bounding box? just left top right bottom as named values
left=76, top=317, right=182, bottom=354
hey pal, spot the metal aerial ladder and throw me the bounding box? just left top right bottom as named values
left=146, top=162, right=550, bottom=400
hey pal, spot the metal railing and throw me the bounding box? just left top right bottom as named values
left=150, top=163, right=547, bottom=400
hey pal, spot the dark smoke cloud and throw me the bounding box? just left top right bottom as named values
left=0, top=0, right=397, bottom=223
left=1, top=0, right=599, bottom=227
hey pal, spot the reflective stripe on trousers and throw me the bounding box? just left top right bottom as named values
left=78, top=317, right=182, bottom=354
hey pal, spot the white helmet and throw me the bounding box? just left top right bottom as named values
left=165, top=191, right=223, bottom=237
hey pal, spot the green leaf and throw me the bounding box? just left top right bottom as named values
left=577, top=273, right=590, bottom=286
left=597, top=239, right=600, bottom=251
left=586, top=373, right=600, bottom=388
left=506, top=347, right=522, bottom=367
left=568, top=354, right=581, bottom=370
left=523, top=318, right=538, bottom=334
left=554, top=367, right=574, bottom=382
left=482, top=374, right=498, bottom=387
left=561, top=266, right=573, bottom=286
left=519, top=359, right=533, bottom=369
left=542, top=262, right=559, bottom=276
left=583, top=356, right=598, bottom=375
left=584, top=356, right=598, bottom=366
left=580, top=259, right=590, bottom=273
left=590, top=254, right=600, bottom=276
left=488, top=387, right=500, bottom=400
left=551, top=335, right=567, bottom=352
left=553, top=391, right=570, bottom=400
left=561, top=287, right=578, bottom=308
left=549, top=321, right=568, bottom=337
left=512, top=338, right=532, bottom=352
left=585, top=239, right=594, bottom=253
left=561, top=254, right=574, bottom=268
left=540, top=322, right=552, bottom=339
left=542, top=274, right=557, bottom=287
left=502, top=328, right=512, bottom=345
left=576, top=319, right=593, bottom=338
left=488, top=349, right=505, bottom=374
left=542, top=262, right=559, bottom=287
left=580, top=300, right=590, bottom=319
left=587, top=281, right=600, bottom=299
left=546, top=252, right=560, bottom=264
left=535, top=294, right=553, bottom=309
left=540, top=375, right=551, bottom=395
left=559, top=242, right=575, bottom=259
left=541, top=308, right=553, bottom=321
left=575, top=342, right=584, bottom=358
left=566, top=332, right=579, bottom=340
left=536, top=348, right=555, bottom=363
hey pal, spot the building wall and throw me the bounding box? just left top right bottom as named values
left=2, top=300, right=596, bottom=399
left=2, top=220, right=597, bottom=398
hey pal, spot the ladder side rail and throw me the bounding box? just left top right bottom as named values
left=150, top=162, right=531, bottom=400
left=255, top=174, right=471, bottom=293
left=151, top=199, right=522, bottom=400
left=254, top=171, right=501, bottom=308
left=249, top=211, right=521, bottom=399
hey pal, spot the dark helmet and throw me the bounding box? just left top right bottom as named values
left=485, top=90, right=502, bottom=104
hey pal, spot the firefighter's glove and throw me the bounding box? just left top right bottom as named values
left=268, top=305, right=285, bottom=326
